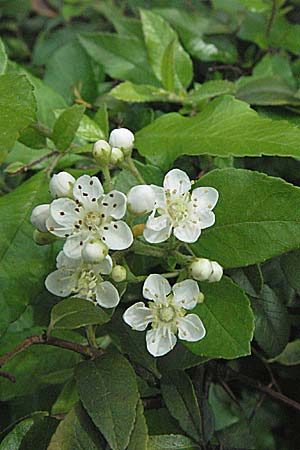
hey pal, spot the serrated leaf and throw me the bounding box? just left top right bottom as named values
left=140, top=9, right=192, bottom=90
left=75, top=353, right=139, bottom=450
left=110, top=81, right=178, bottom=103
left=127, top=400, right=148, bottom=450
left=49, top=298, right=111, bottom=331
left=135, top=95, right=300, bottom=169
left=51, top=378, right=79, bottom=415
left=253, top=285, right=290, bottom=358
left=161, top=371, right=202, bottom=442
left=185, top=80, right=236, bottom=104
left=78, top=32, right=159, bottom=86
left=186, top=277, right=254, bottom=359
left=148, top=435, right=200, bottom=450
left=52, top=104, right=85, bottom=151
left=76, top=114, right=105, bottom=141
left=0, top=73, right=36, bottom=162
left=191, top=168, right=300, bottom=268
left=0, top=173, right=55, bottom=337
left=48, top=404, right=105, bottom=450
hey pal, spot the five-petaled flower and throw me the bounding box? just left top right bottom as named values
left=46, top=174, right=133, bottom=259
left=45, top=250, right=120, bottom=308
left=123, top=274, right=206, bottom=357
left=127, top=168, right=219, bottom=244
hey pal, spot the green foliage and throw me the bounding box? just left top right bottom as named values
left=52, top=105, right=85, bottom=151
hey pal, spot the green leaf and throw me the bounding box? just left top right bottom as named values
left=0, top=173, right=55, bottom=336
left=281, top=250, right=300, bottom=295
left=186, top=277, right=254, bottom=359
left=185, top=80, right=236, bottom=105
left=191, top=168, right=300, bottom=268
left=110, top=81, right=179, bottom=103
left=0, top=37, right=8, bottom=74
left=161, top=371, right=202, bottom=442
left=253, top=285, right=290, bottom=358
left=94, top=104, right=109, bottom=139
left=147, top=435, right=200, bottom=450
left=48, top=404, right=105, bottom=450
left=0, top=418, right=35, bottom=450
left=78, top=32, right=159, bottom=86
left=76, top=114, right=105, bottom=141
left=51, top=378, right=79, bottom=415
left=270, top=339, right=300, bottom=366
left=113, top=160, right=164, bottom=193
left=127, top=400, right=148, bottom=450
left=135, top=96, right=300, bottom=169
left=49, top=298, right=111, bottom=331
left=158, top=343, right=209, bottom=372
left=0, top=73, right=36, bottom=162
left=216, top=420, right=255, bottom=449
left=140, top=9, right=193, bottom=90
left=229, top=265, right=263, bottom=298
left=44, top=41, right=100, bottom=104
left=52, top=104, right=85, bottom=151
left=75, top=353, right=139, bottom=450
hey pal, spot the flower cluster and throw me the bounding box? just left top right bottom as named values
left=31, top=127, right=223, bottom=356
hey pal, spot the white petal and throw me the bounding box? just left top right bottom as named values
left=46, top=216, right=74, bottom=238
left=100, top=221, right=133, bottom=250
left=94, top=255, right=113, bottom=275
left=100, top=190, right=127, bottom=219
left=150, top=185, right=166, bottom=209
left=146, top=212, right=169, bottom=231
left=45, top=270, right=76, bottom=297
left=30, top=204, right=50, bottom=232
left=143, top=224, right=172, bottom=244
left=56, top=250, right=81, bottom=270
left=109, top=127, right=134, bottom=149
left=196, top=209, right=215, bottom=230
left=173, top=221, right=201, bottom=243
left=192, top=187, right=219, bottom=210
left=208, top=261, right=223, bottom=282
left=96, top=281, right=120, bottom=308
left=146, top=327, right=177, bottom=357
left=123, top=302, right=152, bottom=331
left=143, top=274, right=171, bottom=302
left=49, top=198, right=81, bottom=227
left=73, top=175, right=104, bottom=208
left=173, top=279, right=200, bottom=310
left=63, top=233, right=89, bottom=259
left=163, top=169, right=191, bottom=197
left=177, top=314, right=206, bottom=342
left=127, top=185, right=156, bottom=215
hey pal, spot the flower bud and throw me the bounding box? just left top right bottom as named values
left=93, top=140, right=111, bottom=165
left=111, top=265, right=127, bottom=282
left=33, top=229, right=57, bottom=245
left=49, top=172, right=75, bottom=198
left=82, top=240, right=108, bottom=264
left=132, top=223, right=145, bottom=237
left=30, top=204, right=50, bottom=232
left=110, top=147, right=124, bottom=165
left=189, top=258, right=213, bottom=281
left=109, top=128, right=134, bottom=150
left=208, top=261, right=223, bottom=283
left=127, top=185, right=156, bottom=215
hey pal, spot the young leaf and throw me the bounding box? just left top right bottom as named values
left=127, top=400, right=148, bottom=450
left=253, top=285, right=290, bottom=358
left=135, top=95, right=300, bottom=169
left=270, top=340, right=300, bottom=366
left=110, top=82, right=178, bottom=103
left=48, top=404, right=105, bottom=450
left=0, top=173, right=55, bottom=337
left=147, top=434, right=200, bottom=450
left=140, top=9, right=192, bottom=90
left=75, top=353, right=139, bottom=450
left=94, top=103, right=109, bottom=139
left=186, top=277, right=254, bottom=359
left=52, top=104, right=85, bottom=151
left=161, top=370, right=202, bottom=443
left=49, top=298, right=112, bottom=331
left=185, top=80, right=236, bottom=104
left=0, top=73, right=36, bottom=162
left=192, top=168, right=300, bottom=268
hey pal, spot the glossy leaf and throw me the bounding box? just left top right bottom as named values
left=127, top=400, right=148, bottom=450
left=52, top=104, right=85, bottom=151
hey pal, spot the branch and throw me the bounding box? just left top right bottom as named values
left=0, top=334, right=102, bottom=370
left=8, top=151, right=59, bottom=175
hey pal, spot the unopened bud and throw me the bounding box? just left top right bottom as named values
left=82, top=240, right=108, bottom=264
left=30, top=204, right=50, bottom=232
left=93, top=140, right=111, bottom=165
left=111, top=265, right=127, bottom=282
left=110, top=147, right=124, bottom=165
left=132, top=223, right=145, bottom=237
left=50, top=172, right=75, bottom=198
left=127, top=185, right=156, bottom=215
left=33, top=229, right=57, bottom=245
left=208, top=261, right=223, bottom=283
left=189, top=258, right=213, bottom=281
left=109, top=128, right=134, bottom=150
left=198, top=291, right=205, bottom=304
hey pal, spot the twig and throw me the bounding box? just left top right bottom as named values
left=8, top=151, right=59, bottom=176
left=0, top=370, right=16, bottom=383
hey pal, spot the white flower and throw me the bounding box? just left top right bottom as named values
left=50, top=172, right=75, bottom=198
left=128, top=169, right=218, bottom=244
left=127, top=185, right=156, bottom=215
left=46, top=174, right=133, bottom=259
left=190, top=258, right=223, bottom=283
left=123, top=274, right=206, bottom=357
left=111, top=265, right=127, bottom=282
left=82, top=240, right=108, bottom=264
left=109, top=128, right=134, bottom=150
left=45, top=251, right=120, bottom=308
left=30, top=204, right=50, bottom=232
left=93, top=140, right=111, bottom=165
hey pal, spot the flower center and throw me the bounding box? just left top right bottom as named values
left=84, top=212, right=103, bottom=230
left=159, top=306, right=175, bottom=322
left=166, top=194, right=190, bottom=224
left=74, top=269, right=102, bottom=301
left=150, top=295, right=186, bottom=331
